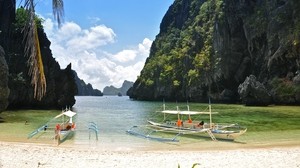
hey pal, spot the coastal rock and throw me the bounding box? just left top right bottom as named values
left=0, top=4, right=77, bottom=109
left=293, top=72, right=300, bottom=84
left=6, top=29, right=77, bottom=109
left=0, top=0, right=15, bottom=50
left=74, top=71, right=103, bottom=96
left=129, top=0, right=300, bottom=104
left=0, top=46, right=9, bottom=112
left=238, top=75, right=271, bottom=106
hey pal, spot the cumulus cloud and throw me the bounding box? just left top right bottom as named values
left=113, top=50, right=137, bottom=62
left=112, top=38, right=152, bottom=63
left=66, top=25, right=116, bottom=51
left=42, top=18, right=152, bottom=91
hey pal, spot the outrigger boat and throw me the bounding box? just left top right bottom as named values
left=28, top=108, right=77, bottom=145
left=127, top=102, right=247, bottom=142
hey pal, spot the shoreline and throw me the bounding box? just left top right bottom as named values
left=0, top=130, right=300, bottom=151
left=0, top=141, right=299, bottom=168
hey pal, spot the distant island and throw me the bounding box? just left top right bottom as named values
left=103, top=80, right=133, bottom=96
left=73, top=71, right=103, bottom=96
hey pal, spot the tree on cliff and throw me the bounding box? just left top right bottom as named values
left=128, top=0, right=300, bottom=104
left=22, top=0, right=64, bottom=100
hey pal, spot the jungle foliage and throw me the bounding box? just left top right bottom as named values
left=137, top=0, right=224, bottom=99
left=14, top=7, right=44, bottom=30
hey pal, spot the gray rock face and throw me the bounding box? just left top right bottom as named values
left=129, top=0, right=300, bottom=105
left=103, top=80, right=133, bottom=96
left=238, top=75, right=271, bottom=106
left=293, top=72, right=300, bottom=84
left=0, top=1, right=77, bottom=109
left=74, top=71, right=103, bottom=96
left=0, top=46, right=9, bottom=112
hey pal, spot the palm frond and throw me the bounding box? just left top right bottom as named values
left=52, top=0, right=64, bottom=27
left=23, top=0, right=47, bottom=101
left=22, top=0, right=64, bottom=100
left=32, top=23, right=47, bottom=100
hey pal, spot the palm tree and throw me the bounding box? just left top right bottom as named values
left=22, top=0, right=64, bottom=100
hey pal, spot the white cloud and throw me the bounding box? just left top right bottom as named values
left=113, top=50, right=137, bottom=62
left=66, top=25, right=116, bottom=51
left=43, top=18, right=152, bottom=91
left=139, top=38, right=152, bottom=55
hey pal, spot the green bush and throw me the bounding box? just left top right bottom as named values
left=270, top=77, right=300, bottom=100
left=14, top=7, right=44, bottom=30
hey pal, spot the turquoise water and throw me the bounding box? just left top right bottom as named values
left=71, top=96, right=300, bottom=150
left=73, top=96, right=160, bottom=150
left=73, top=96, right=222, bottom=150
left=1, top=96, right=299, bottom=151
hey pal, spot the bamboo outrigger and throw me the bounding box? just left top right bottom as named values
left=127, top=102, right=247, bottom=142
left=28, top=108, right=77, bottom=145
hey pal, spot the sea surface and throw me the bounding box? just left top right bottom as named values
left=0, top=96, right=299, bottom=151
left=73, top=96, right=162, bottom=150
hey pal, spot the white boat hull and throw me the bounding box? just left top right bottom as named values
left=147, top=120, right=247, bottom=141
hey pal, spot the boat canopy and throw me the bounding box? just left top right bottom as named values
left=161, top=110, right=218, bottom=115
left=55, top=110, right=77, bottom=118
left=63, top=110, right=76, bottom=117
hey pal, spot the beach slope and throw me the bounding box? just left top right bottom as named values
left=0, top=142, right=299, bottom=168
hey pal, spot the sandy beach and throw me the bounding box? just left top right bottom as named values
left=0, top=141, right=299, bottom=168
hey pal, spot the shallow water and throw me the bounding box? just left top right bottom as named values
left=0, top=96, right=299, bottom=151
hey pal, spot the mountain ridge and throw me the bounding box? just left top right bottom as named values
left=73, top=71, right=103, bottom=96
left=103, top=80, right=133, bottom=96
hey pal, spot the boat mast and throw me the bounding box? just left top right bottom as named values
left=187, top=100, right=189, bottom=111
left=163, top=99, right=166, bottom=121
left=209, top=98, right=212, bottom=129
left=187, top=101, right=191, bottom=121
left=176, top=105, right=179, bottom=121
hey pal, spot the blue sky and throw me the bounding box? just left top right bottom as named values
left=17, top=0, right=174, bottom=90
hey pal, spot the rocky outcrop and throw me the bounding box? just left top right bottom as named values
left=74, top=71, right=103, bottom=96
left=0, top=0, right=15, bottom=50
left=129, top=0, right=300, bottom=105
left=238, top=75, right=271, bottom=105
left=6, top=28, right=77, bottom=109
left=0, top=46, right=9, bottom=112
left=103, top=80, right=133, bottom=96
left=0, top=2, right=77, bottom=109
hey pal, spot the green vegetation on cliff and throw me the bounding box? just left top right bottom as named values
left=14, top=7, right=44, bottom=30
left=135, top=0, right=224, bottom=101
left=129, top=0, right=300, bottom=104
left=0, top=5, right=77, bottom=109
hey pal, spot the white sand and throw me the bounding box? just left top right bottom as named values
left=0, top=142, right=299, bottom=168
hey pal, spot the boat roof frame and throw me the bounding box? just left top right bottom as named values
left=160, top=110, right=218, bottom=115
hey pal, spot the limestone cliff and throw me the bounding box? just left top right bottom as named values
left=0, top=1, right=77, bottom=109
left=128, top=0, right=300, bottom=105
left=5, top=28, right=77, bottom=109
left=0, top=46, right=9, bottom=112
left=74, top=71, right=103, bottom=96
